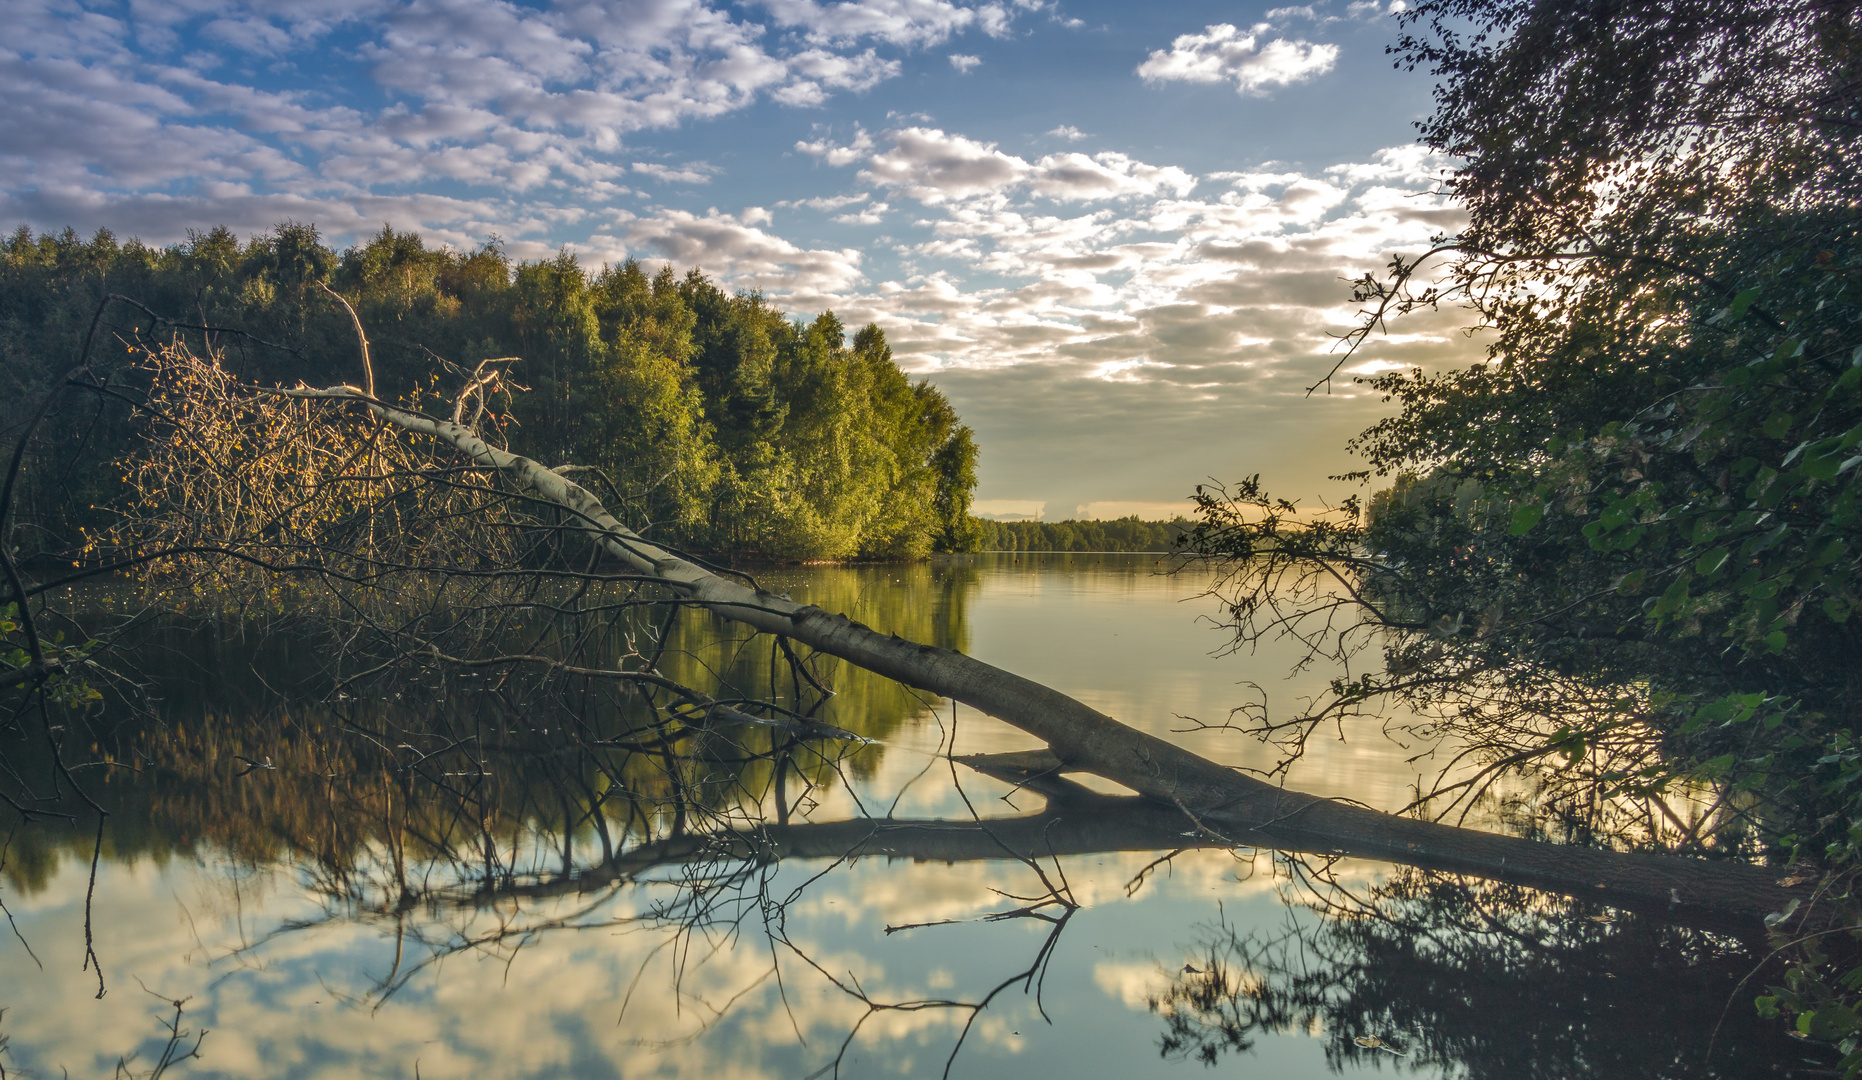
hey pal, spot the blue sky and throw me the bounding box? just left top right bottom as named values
left=3, top=0, right=1483, bottom=519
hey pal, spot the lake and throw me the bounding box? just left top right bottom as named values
left=0, top=554, right=1801, bottom=1078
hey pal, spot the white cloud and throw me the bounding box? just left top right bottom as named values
left=861, top=127, right=1030, bottom=203
left=780, top=191, right=871, bottom=209
left=860, top=129, right=1195, bottom=205
left=758, top=132, right=1487, bottom=510
left=615, top=207, right=866, bottom=294
left=1136, top=22, right=1338, bottom=94
left=796, top=125, right=878, bottom=166
left=759, top=0, right=1017, bottom=48
left=948, top=53, right=981, bottom=72
left=631, top=161, right=719, bottom=184
left=0, top=0, right=953, bottom=248
left=835, top=200, right=890, bottom=224
left=1324, top=143, right=1452, bottom=186
left=774, top=47, right=901, bottom=106
left=1027, top=151, right=1197, bottom=201
left=1046, top=124, right=1086, bottom=141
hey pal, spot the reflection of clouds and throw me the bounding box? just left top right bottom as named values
left=901, top=557, right=1451, bottom=814
left=1, top=563, right=1462, bottom=1076
left=4, top=843, right=1298, bottom=1077
left=1094, top=958, right=1167, bottom=1009
left=8, top=853, right=818, bottom=1078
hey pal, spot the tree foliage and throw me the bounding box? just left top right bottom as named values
left=0, top=224, right=978, bottom=561
left=1181, top=0, right=1862, bottom=1056
left=1191, top=0, right=1862, bottom=880
left=971, top=516, right=1191, bottom=553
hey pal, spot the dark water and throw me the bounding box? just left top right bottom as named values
left=0, top=555, right=1810, bottom=1078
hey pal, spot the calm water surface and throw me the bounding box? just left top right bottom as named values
left=0, top=555, right=1800, bottom=1078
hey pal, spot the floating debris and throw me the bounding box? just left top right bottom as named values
left=1354, top=1035, right=1407, bottom=1055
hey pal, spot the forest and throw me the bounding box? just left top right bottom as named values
left=970, top=515, right=1191, bottom=552
left=0, top=225, right=980, bottom=562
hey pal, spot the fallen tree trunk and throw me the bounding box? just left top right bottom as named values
left=284, top=383, right=1808, bottom=921
left=450, top=779, right=1772, bottom=934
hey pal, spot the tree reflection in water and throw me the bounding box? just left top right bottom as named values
left=0, top=568, right=1114, bottom=1078
left=1148, top=858, right=1808, bottom=1079
left=0, top=567, right=1822, bottom=1078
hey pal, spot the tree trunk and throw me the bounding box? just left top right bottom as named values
left=452, top=780, right=1773, bottom=935
left=293, top=384, right=1807, bottom=922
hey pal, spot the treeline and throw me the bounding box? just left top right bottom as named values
left=0, top=224, right=978, bottom=560
left=972, top=516, right=1190, bottom=552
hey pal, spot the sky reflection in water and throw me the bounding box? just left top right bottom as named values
left=0, top=555, right=1800, bottom=1078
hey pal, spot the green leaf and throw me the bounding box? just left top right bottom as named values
left=1696, top=547, right=1729, bottom=576
left=1728, top=288, right=1761, bottom=316
left=1806, top=452, right=1845, bottom=481
left=1652, top=579, right=1691, bottom=616
left=1805, top=1004, right=1860, bottom=1041
left=1509, top=503, right=1545, bottom=535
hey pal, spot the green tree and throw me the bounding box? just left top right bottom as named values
left=0, top=226, right=979, bottom=561
left=1192, top=0, right=1862, bottom=865
left=1181, top=2, right=1862, bottom=1048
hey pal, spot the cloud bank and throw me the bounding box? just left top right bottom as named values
left=0, top=0, right=1034, bottom=250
